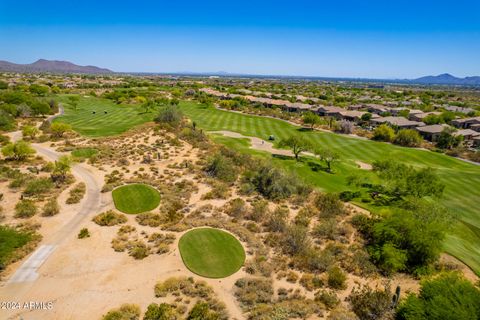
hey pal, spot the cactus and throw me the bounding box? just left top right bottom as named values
left=391, top=285, right=401, bottom=308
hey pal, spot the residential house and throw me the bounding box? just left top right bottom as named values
left=316, top=106, right=345, bottom=117
left=450, top=117, right=480, bottom=129
left=444, top=105, right=475, bottom=115
left=416, top=124, right=450, bottom=142
left=370, top=116, right=425, bottom=129
left=453, top=129, right=480, bottom=142
left=409, top=111, right=442, bottom=122
left=365, top=104, right=388, bottom=115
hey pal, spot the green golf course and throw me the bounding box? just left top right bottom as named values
left=178, top=228, right=246, bottom=278
left=53, top=96, right=480, bottom=275
left=112, top=183, right=161, bottom=214
left=54, top=95, right=155, bottom=137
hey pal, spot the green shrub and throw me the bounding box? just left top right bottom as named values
left=93, top=210, right=127, bottom=226
left=78, top=228, right=90, bottom=239
left=102, top=303, right=140, bottom=320
left=315, top=290, right=340, bottom=309
left=373, top=124, right=395, bottom=142
left=42, top=198, right=60, bottom=216
left=187, top=302, right=220, bottom=320
left=314, top=193, right=346, bottom=217
left=393, top=129, right=423, bottom=147
left=144, top=303, right=179, bottom=320
left=396, top=272, right=480, bottom=320
left=327, top=266, right=347, bottom=289
left=204, top=153, right=238, bottom=183
left=14, top=199, right=37, bottom=218
left=348, top=284, right=393, bottom=320
left=23, top=177, right=54, bottom=196
left=127, top=240, right=149, bottom=259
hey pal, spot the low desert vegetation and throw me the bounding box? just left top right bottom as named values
left=93, top=210, right=127, bottom=226
left=66, top=182, right=86, bottom=204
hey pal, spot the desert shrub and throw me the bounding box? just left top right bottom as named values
left=144, top=303, right=179, bottom=320
left=187, top=302, right=220, bottom=320
left=224, top=198, right=247, bottom=219
left=234, top=277, right=273, bottom=310
left=314, top=193, right=346, bottom=217
left=393, top=129, right=422, bottom=147
left=78, top=228, right=90, bottom=239
left=243, top=163, right=310, bottom=200
left=357, top=201, right=453, bottom=275
left=1, top=140, right=35, bottom=161
left=315, top=290, right=340, bottom=309
left=327, top=308, right=358, bottom=320
left=14, top=199, right=37, bottom=218
left=396, top=272, right=480, bottom=320
left=348, top=284, right=393, bottom=320
left=283, top=224, right=311, bottom=256
left=23, top=177, right=53, bottom=196
left=247, top=199, right=269, bottom=222
left=327, top=266, right=347, bottom=289
left=299, top=273, right=324, bottom=291
left=155, top=277, right=195, bottom=297
left=66, top=182, right=86, bottom=204
left=296, top=247, right=334, bottom=273
left=201, top=180, right=230, bottom=199
left=244, top=254, right=274, bottom=277
left=136, top=212, right=162, bottom=227
left=42, top=198, right=60, bottom=216
left=313, top=218, right=338, bottom=240
left=249, top=298, right=322, bottom=320
left=155, top=105, right=183, bottom=127
left=127, top=240, right=149, bottom=259
left=373, top=124, right=395, bottom=142
left=265, top=206, right=288, bottom=232
left=93, top=210, right=127, bottom=226
left=102, top=303, right=140, bottom=320
left=204, top=153, right=238, bottom=183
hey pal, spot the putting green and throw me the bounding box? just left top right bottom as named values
left=112, top=183, right=160, bottom=214
left=179, top=228, right=246, bottom=278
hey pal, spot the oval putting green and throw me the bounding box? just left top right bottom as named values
left=112, top=183, right=161, bottom=214
left=179, top=228, right=246, bottom=278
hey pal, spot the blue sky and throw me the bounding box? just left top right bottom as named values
left=0, top=0, right=479, bottom=78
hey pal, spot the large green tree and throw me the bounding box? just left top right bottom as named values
left=279, top=135, right=311, bottom=161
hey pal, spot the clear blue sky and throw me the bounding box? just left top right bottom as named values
left=1, top=0, right=479, bottom=78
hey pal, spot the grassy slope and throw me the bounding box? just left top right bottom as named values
left=112, top=184, right=161, bottom=214
left=0, top=226, right=32, bottom=266
left=178, top=102, right=480, bottom=275
left=50, top=96, right=480, bottom=274
left=54, top=95, right=155, bottom=137
left=178, top=228, right=246, bottom=278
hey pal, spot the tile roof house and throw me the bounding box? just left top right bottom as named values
left=316, top=106, right=345, bottom=116
left=416, top=124, right=450, bottom=141
left=370, top=116, right=425, bottom=129
left=450, top=117, right=480, bottom=129
left=409, top=111, right=442, bottom=122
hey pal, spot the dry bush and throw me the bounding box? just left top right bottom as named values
left=234, top=277, right=273, bottom=310
left=42, top=198, right=60, bottom=216
left=315, top=290, right=340, bottom=310
left=136, top=212, right=162, bottom=227
left=93, top=210, right=127, bottom=226
left=102, top=303, right=140, bottom=320
left=14, top=199, right=37, bottom=218
left=66, top=182, right=86, bottom=204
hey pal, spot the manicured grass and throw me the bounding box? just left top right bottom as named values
left=71, top=147, right=98, bottom=159
left=178, top=102, right=480, bottom=275
left=178, top=228, right=246, bottom=278
left=0, top=226, right=32, bottom=267
left=112, top=183, right=161, bottom=214
left=54, top=95, right=155, bottom=137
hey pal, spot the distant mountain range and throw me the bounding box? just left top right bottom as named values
left=412, top=73, right=480, bottom=86
left=0, top=59, right=479, bottom=86
left=0, top=59, right=113, bottom=74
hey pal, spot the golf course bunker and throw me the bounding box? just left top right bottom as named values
left=112, top=183, right=161, bottom=214
left=179, top=228, right=246, bottom=278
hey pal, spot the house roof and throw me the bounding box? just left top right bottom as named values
left=412, top=111, right=442, bottom=119
left=371, top=116, right=425, bottom=127
left=453, top=129, right=480, bottom=137
left=416, top=124, right=450, bottom=134
left=317, top=106, right=344, bottom=113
